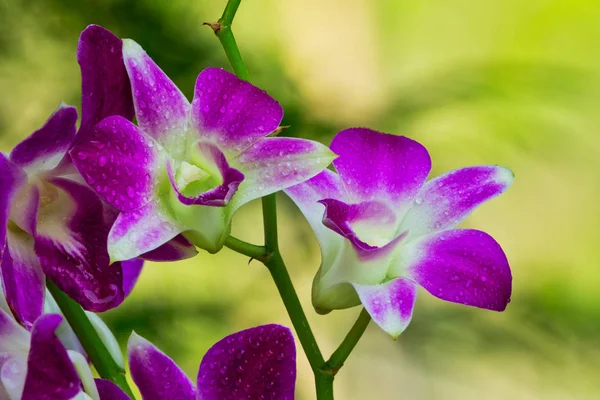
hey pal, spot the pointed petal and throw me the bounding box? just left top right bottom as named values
left=77, top=25, right=134, bottom=138
left=70, top=116, right=160, bottom=212
left=331, top=128, right=431, bottom=217
left=191, top=68, right=283, bottom=155
left=122, top=39, right=190, bottom=159
left=0, top=154, right=27, bottom=258
left=392, top=229, right=512, bottom=311
left=353, top=278, right=417, bottom=338
left=2, top=230, right=45, bottom=330
left=167, top=143, right=244, bottom=206
left=21, top=314, right=83, bottom=400
left=401, top=166, right=514, bottom=240
left=95, top=379, right=130, bottom=400
left=140, top=235, right=198, bottom=262
left=109, top=199, right=184, bottom=262
left=35, top=179, right=124, bottom=312
left=120, top=259, right=144, bottom=297
left=128, top=332, right=196, bottom=400
left=231, top=137, right=334, bottom=212
left=284, top=170, right=347, bottom=269
left=197, top=324, right=296, bottom=400
left=10, top=105, right=78, bottom=173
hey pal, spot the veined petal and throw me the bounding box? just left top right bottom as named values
left=401, top=166, right=514, bottom=240
left=109, top=199, right=184, bottom=262
left=10, top=105, right=78, bottom=174
left=121, top=259, right=144, bottom=297
left=167, top=143, right=244, bottom=206
left=95, top=379, right=130, bottom=400
left=197, top=324, right=296, bottom=400
left=70, top=116, right=161, bottom=212
left=391, top=229, right=512, bottom=311
left=230, top=137, right=335, bottom=213
left=21, top=314, right=83, bottom=400
left=77, top=25, right=134, bottom=138
left=283, top=170, right=347, bottom=272
left=331, top=128, right=431, bottom=219
left=122, top=39, right=190, bottom=159
left=128, top=332, right=196, bottom=400
left=0, top=154, right=27, bottom=258
left=35, top=179, right=124, bottom=312
left=191, top=68, right=283, bottom=156
left=2, top=230, right=45, bottom=330
left=353, top=278, right=417, bottom=338
left=140, top=235, right=198, bottom=262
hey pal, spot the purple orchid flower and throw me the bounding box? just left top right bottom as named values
left=0, top=310, right=100, bottom=400
left=94, top=324, right=296, bottom=400
left=70, top=37, right=335, bottom=261
left=285, top=128, right=514, bottom=338
left=0, top=25, right=154, bottom=329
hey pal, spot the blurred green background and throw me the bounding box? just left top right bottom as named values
left=2, top=0, right=600, bottom=398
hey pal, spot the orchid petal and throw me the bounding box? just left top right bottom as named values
left=121, top=259, right=144, bottom=297
left=10, top=105, right=78, bottom=174
left=122, top=39, right=190, bottom=160
left=2, top=230, right=45, bottom=330
left=95, top=379, right=130, bottom=400
left=109, top=199, right=184, bottom=262
left=128, top=332, right=197, bottom=400
left=400, top=165, right=514, bottom=240
left=1, top=356, right=27, bottom=400
left=167, top=143, right=244, bottom=206
left=77, top=25, right=134, bottom=138
left=391, top=229, right=512, bottom=311
left=22, top=314, right=83, bottom=400
left=140, top=235, right=198, bottom=262
left=71, top=116, right=160, bottom=212
left=68, top=350, right=100, bottom=400
left=35, top=179, right=124, bottom=312
left=0, top=308, right=29, bottom=354
left=331, top=128, right=431, bottom=219
left=197, top=324, right=296, bottom=400
left=0, top=154, right=27, bottom=258
left=230, top=137, right=335, bottom=213
left=353, top=278, right=417, bottom=338
left=191, top=68, right=283, bottom=156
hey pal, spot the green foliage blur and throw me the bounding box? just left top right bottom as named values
left=2, top=0, right=600, bottom=398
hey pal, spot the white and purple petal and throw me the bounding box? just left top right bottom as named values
left=10, top=105, right=78, bottom=174
left=140, top=235, right=198, bottom=262
left=128, top=332, right=197, bottom=400
left=122, top=39, right=190, bottom=159
left=109, top=199, right=185, bottom=262
left=21, top=314, right=83, bottom=400
left=71, top=116, right=161, bottom=212
left=331, top=128, right=431, bottom=219
left=230, top=137, right=335, bottom=212
left=197, top=324, right=296, bottom=400
left=391, top=229, right=512, bottom=311
left=77, top=25, right=134, bottom=138
left=191, top=68, right=283, bottom=156
left=353, top=278, right=417, bottom=338
left=95, top=379, right=130, bottom=400
left=401, top=166, right=514, bottom=240
left=167, top=143, right=244, bottom=206
left=35, top=178, right=124, bottom=312
left=2, top=231, right=45, bottom=330
left=0, top=154, right=27, bottom=257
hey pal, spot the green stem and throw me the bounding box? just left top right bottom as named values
left=46, top=280, right=135, bottom=399
left=223, top=236, right=268, bottom=261
left=326, top=308, right=371, bottom=373
left=214, top=0, right=250, bottom=81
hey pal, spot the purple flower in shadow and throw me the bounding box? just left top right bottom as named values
left=285, top=128, right=514, bottom=338
left=70, top=34, right=335, bottom=261
left=96, top=324, right=297, bottom=400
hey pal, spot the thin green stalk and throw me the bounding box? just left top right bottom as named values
left=326, top=308, right=371, bottom=373
left=46, top=280, right=135, bottom=399
left=223, top=236, right=268, bottom=261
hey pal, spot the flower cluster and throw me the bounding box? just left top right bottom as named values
left=0, top=21, right=513, bottom=399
